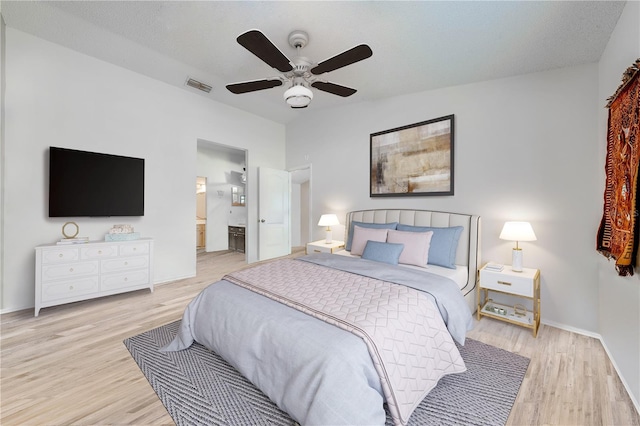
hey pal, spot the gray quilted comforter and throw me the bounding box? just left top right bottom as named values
left=162, top=254, right=473, bottom=425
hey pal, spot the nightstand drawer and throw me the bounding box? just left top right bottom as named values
left=480, top=268, right=536, bottom=297
left=307, top=244, right=340, bottom=254
left=306, top=240, right=345, bottom=254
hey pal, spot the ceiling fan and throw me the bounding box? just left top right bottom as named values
left=226, top=30, right=373, bottom=109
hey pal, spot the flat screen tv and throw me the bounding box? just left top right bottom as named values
left=49, top=147, right=145, bottom=217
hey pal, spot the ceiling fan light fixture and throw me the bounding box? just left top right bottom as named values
left=284, top=85, right=313, bottom=108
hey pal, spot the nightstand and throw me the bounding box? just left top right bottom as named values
left=306, top=240, right=345, bottom=254
left=477, top=264, right=541, bottom=337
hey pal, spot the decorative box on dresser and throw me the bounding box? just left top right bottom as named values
left=35, top=238, right=154, bottom=316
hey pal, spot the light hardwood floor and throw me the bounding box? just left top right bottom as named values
left=2, top=249, right=638, bottom=425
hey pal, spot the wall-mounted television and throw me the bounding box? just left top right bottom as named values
left=49, top=147, right=145, bottom=217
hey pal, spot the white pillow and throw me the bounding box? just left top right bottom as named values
left=387, top=229, right=434, bottom=267
left=350, top=226, right=389, bottom=256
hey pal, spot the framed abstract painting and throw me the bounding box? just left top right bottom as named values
left=370, top=114, right=454, bottom=197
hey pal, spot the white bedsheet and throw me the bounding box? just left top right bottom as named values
left=334, top=249, right=469, bottom=289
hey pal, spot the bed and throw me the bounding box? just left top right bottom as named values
left=342, top=209, right=481, bottom=315
left=162, top=209, right=481, bottom=426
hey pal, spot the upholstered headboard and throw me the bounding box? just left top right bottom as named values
left=344, top=209, right=481, bottom=304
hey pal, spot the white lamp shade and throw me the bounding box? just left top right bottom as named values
left=499, top=222, right=537, bottom=242
left=500, top=221, right=535, bottom=272
left=318, top=214, right=340, bottom=227
left=318, top=214, right=339, bottom=244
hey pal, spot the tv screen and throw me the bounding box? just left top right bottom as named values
left=49, top=147, right=145, bottom=217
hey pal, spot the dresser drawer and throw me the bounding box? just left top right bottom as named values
left=480, top=268, right=535, bottom=297
left=41, top=261, right=99, bottom=281
left=81, top=245, right=118, bottom=259
left=41, top=248, right=80, bottom=264
left=101, top=255, right=149, bottom=273
left=119, top=242, right=150, bottom=256
left=101, top=269, right=150, bottom=291
left=41, top=277, right=100, bottom=302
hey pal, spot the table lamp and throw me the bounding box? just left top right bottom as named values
left=318, top=214, right=340, bottom=244
left=499, top=221, right=537, bottom=272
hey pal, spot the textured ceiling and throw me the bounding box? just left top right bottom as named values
left=1, top=1, right=626, bottom=124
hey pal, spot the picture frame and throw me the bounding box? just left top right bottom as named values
left=370, top=114, right=454, bottom=197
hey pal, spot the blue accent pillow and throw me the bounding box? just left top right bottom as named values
left=361, top=241, right=405, bottom=265
left=396, top=224, right=464, bottom=269
left=345, top=221, right=398, bottom=251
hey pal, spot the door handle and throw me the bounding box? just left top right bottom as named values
left=260, top=219, right=265, bottom=223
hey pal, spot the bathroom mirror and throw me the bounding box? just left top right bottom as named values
left=231, top=186, right=245, bottom=206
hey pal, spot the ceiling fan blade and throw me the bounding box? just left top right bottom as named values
left=226, top=79, right=283, bottom=94
left=311, top=81, right=357, bottom=97
left=310, top=44, right=373, bottom=75
left=237, top=30, right=293, bottom=73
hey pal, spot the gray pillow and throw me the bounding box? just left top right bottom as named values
left=345, top=221, right=398, bottom=251
left=361, top=241, right=405, bottom=265
left=396, top=224, right=463, bottom=269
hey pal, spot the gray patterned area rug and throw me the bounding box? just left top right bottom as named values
left=124, top=321, right=529, bottom=426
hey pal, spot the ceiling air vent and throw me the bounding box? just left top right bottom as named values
left=186, top=77, right=212, bottom=93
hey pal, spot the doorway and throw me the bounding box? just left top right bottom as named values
left=196, top=140, right=248, bottom=259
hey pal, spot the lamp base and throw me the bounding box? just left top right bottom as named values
left=512, top=248, right=523, bottom=272
left=325, top=228, right=332, bottom=244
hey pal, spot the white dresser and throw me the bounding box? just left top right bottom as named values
left=34, top=238, right=154, bottom=316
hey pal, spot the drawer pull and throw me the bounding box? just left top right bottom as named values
left=124, top=277, right=128, bottom=282
left=124, top=261, right=128, bottom=266
left=133, top=248, right=137, bottom=251
left=98, top=250, right=102, bottom=254
left=69, top=268, right=74, bottom=273
left=497, top=280, right=512, bottom=286
left=59, top=254, right=63, bottom=258
left=69, top=285, right=74, bottom=290
left=313, top=249, right=321, bottom=253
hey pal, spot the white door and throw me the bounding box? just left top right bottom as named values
left=258, top=167, right=291, bottom=261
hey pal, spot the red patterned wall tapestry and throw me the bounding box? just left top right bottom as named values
left=597, top=59, right=640, bottom=276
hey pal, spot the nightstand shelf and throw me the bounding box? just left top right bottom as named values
left=477, top=264, right=540, bottom=337
left=480, top=300, right=535, bottom=327
left=306, top=240, right=345, bottom=254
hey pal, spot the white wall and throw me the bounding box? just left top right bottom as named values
left=597, top=1, right=640, bottom=409
left=287, top=64, right=600, bottom=332
left=1, top=28, right=285, bottom=312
